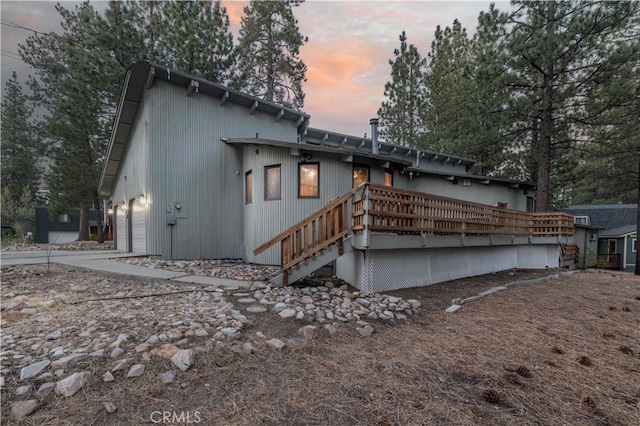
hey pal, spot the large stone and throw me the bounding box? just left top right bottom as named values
left=279, top=308, right=296, bottom=318
left=127, top=364, right=145, bottom=378
left=266, top=339, right=285, bottom=350
left=445, top=304, right=462, bottom=314
left=51, top=354, right=86, bottom=370
left=166, top=329, right=183, bottom=340
left=111, top=357, right=134, bottom=373
left=16, top=385, right=31, bottom=395
left=160, top=370, right=176, bottom=383
left=220, top=327, right=238, bottom=337
left=37, top=382, right=56, bottom=396
left=45, top=331, right=61, bottom=340
left=55, top=371, right=90, bottom=397
left=298, top=325, right=316, bottom=340
left=135, top=343, right=149, bottom=353
left=20, top=360, right=50, bottom=380
left=110, top=347, right=125, bottom=358
left=103, top=402, right=117, bottom=414
left=356, top=325, right=375, bottom=337
left=150, top=344, right=180, bottom=359
left=11, top=399, right=39, bottom=421
left=171, top=349, right=195, bottom=372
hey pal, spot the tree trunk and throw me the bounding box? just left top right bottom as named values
left=536, top=3, right=555, bottom=213
left=635, top=158, right=639, bottom=275
left=94, top=192, right=104, bottom=244
left=78, top=206, right=89, bottom=241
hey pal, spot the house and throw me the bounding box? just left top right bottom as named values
left=34, top=206, right=108, bottom=244
left=565, top=204, right=637, bottom=272
left=98, top=61, right=574, bottom=291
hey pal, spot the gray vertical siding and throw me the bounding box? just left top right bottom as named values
left=108, top=79, right=533, bottom=264
left=243, top=147, right=533, bottom=264
left=243, top=145, right=356, bottom=264
left=146, top=81, right=299, bottom=260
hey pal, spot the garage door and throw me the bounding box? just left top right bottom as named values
left=115, top=204, right=127, bottom=251
left=130, top=197, right=147, bottom=254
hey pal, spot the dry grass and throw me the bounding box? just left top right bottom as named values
left=2, top=270, right=639, bottom=425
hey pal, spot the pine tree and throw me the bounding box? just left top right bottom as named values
left=467, top=7, right=513, bottom=176
left=377, top=31, right=426, bottom=147
left=423, top=20, right=476, bottom=155
left=157, top=0, right=236, bottom=84
left=1, top=72, right=42, bottom=205
left=236, top=0, right=308, bottom=110
left=498, top=0, right=640, bottom=211
left=20, top=2, right=113, bottom=241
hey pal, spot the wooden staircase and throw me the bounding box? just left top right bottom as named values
left=252, top=189, right=355, bottom=286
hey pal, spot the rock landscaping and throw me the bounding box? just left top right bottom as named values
left=0, top=263, right=419, bottom=422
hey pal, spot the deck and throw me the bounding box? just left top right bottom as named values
left=254, top=183, right=575, bottom=287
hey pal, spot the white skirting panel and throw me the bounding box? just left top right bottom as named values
left=337, top=245, right=561, bottom=293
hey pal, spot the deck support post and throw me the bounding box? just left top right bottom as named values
left=362, top=184, right=370, bottom=248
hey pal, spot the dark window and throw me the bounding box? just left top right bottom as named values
left=384, top=170, right=393, bottom=187
left=353, top=165, right=369, bottom=189
left=245, top=171, right=253, bottom=204
left=299, top=163, right=319, bottom=198
left=264, top=165, right=281, bottom=201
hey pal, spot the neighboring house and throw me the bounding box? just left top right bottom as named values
left=34, top=206, right=103, bottom=244
left=565, top=204, right=637, bottom=272
left=99, top=62, right=574, bottom=290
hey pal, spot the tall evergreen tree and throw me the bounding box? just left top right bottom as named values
left=498, top=0, right=640, bottom=211
left=423, top=20, right=475, bottom=154
left=157, top=0, right=236, bottom=84
left=378, top=31, right=427, bottom=147
left=236, top=0, right=308, bottom=110
left=1, top=72, right=42, bottom=205
left=467, top=7, right=513, bottom=176
left=20, top=2, right=120, bottom=241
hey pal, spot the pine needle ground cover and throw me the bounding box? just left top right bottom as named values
left=1, top=267, right=638, bottom=425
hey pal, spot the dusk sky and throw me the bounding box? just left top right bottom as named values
left=1, top=0, right=511, bottom=137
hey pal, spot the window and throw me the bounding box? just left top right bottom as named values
left=58, top=214, right=71, bottom=223
left=299, top=163, right=319, bottom=198
left=264, top=165, right=281, bottom=201
left=574, top=215, right=589, bottom=225
left=384, top=170, right=393, bottom=187
left=633, top=238, right=637, bottom=253
left=245, top=171, right=253, bottom=204
left=353, top=165, right=369, bottom=189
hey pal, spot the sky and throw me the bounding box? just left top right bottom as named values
left=1, top=0, right=511, bottom=137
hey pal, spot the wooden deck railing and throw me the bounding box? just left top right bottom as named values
left=353, top=184, right=574, bottom=238
left=252, top=190, right=353, bottom=286
left=254, top=183, right=575, bottom=285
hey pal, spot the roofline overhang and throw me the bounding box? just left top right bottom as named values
left=404, top=167, right=537, bottom=191
left=224, top=137, right=414, bottom=166
left=98, top=61, right=310, bottom=197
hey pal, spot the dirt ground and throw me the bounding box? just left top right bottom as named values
left=1, top=264, right=639, bottom=425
